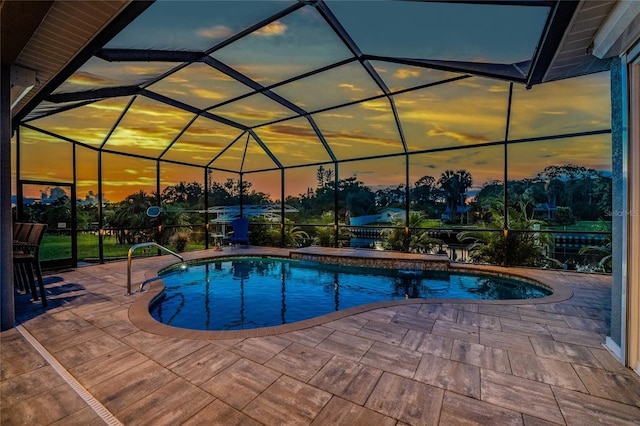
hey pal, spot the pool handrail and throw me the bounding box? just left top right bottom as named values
left=126, top=242, right=184, bottom=295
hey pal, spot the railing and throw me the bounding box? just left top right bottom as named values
left=126, top=242, right=184, bottom=295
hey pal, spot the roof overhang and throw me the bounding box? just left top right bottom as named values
left=592, top=0, right=640, bottom=58
left=1, top=0, right=153, bottom=122
left=533, top=0, right=640, bottom=85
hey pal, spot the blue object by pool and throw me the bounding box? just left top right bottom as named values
left=151, top=257, right=551, bottom=331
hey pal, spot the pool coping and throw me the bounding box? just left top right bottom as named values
left=128, top=249, right=574, bottom=340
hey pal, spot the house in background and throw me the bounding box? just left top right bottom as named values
left=534, top=203, right=557, bottom=221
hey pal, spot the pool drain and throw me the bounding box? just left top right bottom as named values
left=16, top=324, right=123, bottom=426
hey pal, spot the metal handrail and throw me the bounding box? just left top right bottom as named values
left=126, top=242, right=184, bottom=295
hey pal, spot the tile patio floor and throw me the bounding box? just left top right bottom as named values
left=1, top=247, right=639, bottom=425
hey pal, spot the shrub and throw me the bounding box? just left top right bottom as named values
left=458, top=201, right=550, bottom=267
left=578, top=221, right=612, bottom=272
left=314, top=226, right=334, bottom=247
left=555, top=206, right=575, bottom=226
left=169, top=230, right=191, bottom=252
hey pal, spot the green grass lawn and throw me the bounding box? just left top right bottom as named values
left=417, top=219, right=448, bottom=228
left=545, top=221, right=609, bottom=232
left=40, top=233, right=206, bottom=262
left=40, top=233, right=129, bottom=261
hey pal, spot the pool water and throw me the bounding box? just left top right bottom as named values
left=151, top=257, right=551, bottom=331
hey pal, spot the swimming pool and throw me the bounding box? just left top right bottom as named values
left=150, top=257, right=552, bottom=331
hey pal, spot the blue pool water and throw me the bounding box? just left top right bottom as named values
left=151, top=257, right=551, bottom=331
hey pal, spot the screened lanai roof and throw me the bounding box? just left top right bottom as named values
left=18, top=0, right=611, bottom=174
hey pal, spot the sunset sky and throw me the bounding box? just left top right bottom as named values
left=14, top=1, right=612, bottom=202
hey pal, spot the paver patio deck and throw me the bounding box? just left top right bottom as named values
left=2, top=247, right=639, bottom=425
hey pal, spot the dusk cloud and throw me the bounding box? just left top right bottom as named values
left=427, top=127, right=490, bottom=144
left=253, top=21, right=287, bottom=36
left=67, top=72, right=116, bottom=87
left=394, top=68, right=421, bottom=79
left=197, top=25, right=235, bottom=39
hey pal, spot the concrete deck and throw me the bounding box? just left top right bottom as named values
left=2, top=247, right=639, bottom=425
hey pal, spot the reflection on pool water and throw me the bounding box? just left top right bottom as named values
left=151, top=257, right=551, bottom=331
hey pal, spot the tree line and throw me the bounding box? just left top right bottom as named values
left=20, top=163, right=611, bottom=246
left=285, top=164, right=611, bottom=226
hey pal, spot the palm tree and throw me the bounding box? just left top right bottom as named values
left=456, top=169, right=473, bottom=224
left=286, top=226, right=310, bottom=247
left=106, top=190, right=156, bottom=244
left=438, top=169, right=473, bottom=223
left=265, top=225, right=310, bottom=248
left=457, top=199, right=550, bottom=267
left=578, top=221, right=612, bottom=272
left=579, top=242, right=611, bottom=272
left=383, top=213, right=444, bottom=253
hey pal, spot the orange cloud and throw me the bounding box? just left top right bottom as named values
left=67, top=72, right=116, bottom=87
left=338, top=83, right=363, bottom=92
left=266, top=123, right=318, bottom=139
left=88, top=100, right=131, bottom=114
left=165, top=75, right=190, bottom=84
left=488, top=85, right=509, bottom=93
left=191, top=88, right=226, bottom=100
left=169, top=139, right=227, bottom=154
left=427, top=127, right=490, bottom=144
left=454, top=79, right=486, bottom=90
left=394, top=68, right=421, bottom=79
left=320, top=112, right=353, bottom=119
left=249, top=122, right=334, bottom=167
left=358, top=99, right=391, bottom=113
left=509, top=73, right=610, bottom=139
left=124, top=64, right=173, bottom=77
left=253, top=21, right=287, bottom=36
left=197, top=25, right=235, bottom=39
left=221, top=110, right=281, bottom=122
left=181, top=125, right=239, bottom=139
left=322, top=128, right=400, bottom=148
